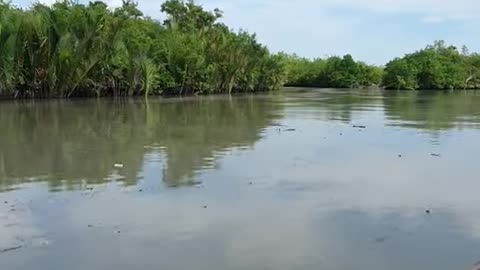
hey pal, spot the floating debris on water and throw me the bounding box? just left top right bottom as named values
left=193, top=181, right=204, bottom=188
left=285, top=128, right=296, bottom=132
left=353, top=125, right=367, bottom=129
left=431, top=153, right=441, bottom=157
left=374, top=236, right=388, bottom=243
left=425, top=209, right=431, bottom=214
left=114, top=163, right=124, bottom=168
left=0, top=246, right=23, bottom=253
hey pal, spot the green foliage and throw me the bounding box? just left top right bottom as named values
left=140, top=58, right=160, bottom=98
left=282, top=53, right=383, bottom=88
left=0, top=0, right=286, bottom=98
left=3, top=1, right=478, bottom=97
left=382, top=59, right=418, bottom=90
left=383, top=41, right=479, bottom=90
left=283, top=41, right=480, bottom=91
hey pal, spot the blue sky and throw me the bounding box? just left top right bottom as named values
left=14, top=0, right=480, bottom=65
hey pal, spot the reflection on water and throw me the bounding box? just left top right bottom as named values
left=1, top=88, right=480, bottom=270
left=0, top=95, right=282, bottom=190
left=384, top=90, right=480, bottom=130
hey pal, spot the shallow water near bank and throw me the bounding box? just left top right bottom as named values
left=1, top=88, right=480, bottom=270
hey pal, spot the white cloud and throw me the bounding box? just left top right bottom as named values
left=421, top=16, right=447, bottom=24
left=205, top=0, right=480, bottom=19
left=198, top=0, right=480, bottom=63
left=284, top=0, right=480, bottom=19
left=28, top=0, right=480, bottom=19
left=103, top=0, right=123, bottom=8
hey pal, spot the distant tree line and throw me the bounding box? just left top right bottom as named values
left=0, top=0, right=286, bottom=98
left=382, top=41, right=480, bottom=90
left=283, top=41, right=480, bottom=90
left=282, top=54, right=383, bottom=88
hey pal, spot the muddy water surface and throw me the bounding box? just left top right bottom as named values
left=1, top=88, right=480, bottom=270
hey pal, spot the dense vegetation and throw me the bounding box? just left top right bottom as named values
left=383, top=41, right=480, bottom=90
left=1, top=0, right=479, bottom=98
left=0, top=0, right=286, bottom=98
left=282, top=54, right=383, bottom=88
left=282, top=41, right=480, bottom=90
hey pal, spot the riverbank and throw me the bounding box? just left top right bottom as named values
left=2, top=1, right=480, bottom=99
left=0, top=1, right=285, bottom=99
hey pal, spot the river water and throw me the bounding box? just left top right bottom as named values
left=1, top=88, right=480, bottom=270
